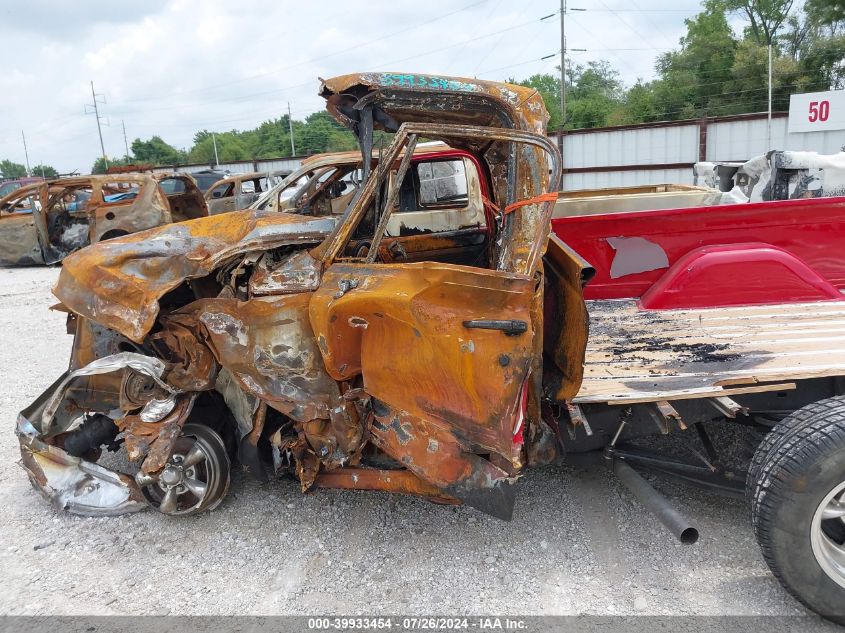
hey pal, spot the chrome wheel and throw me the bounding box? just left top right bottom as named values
left=138, top=423, right=230, bottom=516
left=811, top=479, right=845, bottom=589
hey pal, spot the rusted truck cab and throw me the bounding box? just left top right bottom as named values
left=17, top=73, right=573, bottom=521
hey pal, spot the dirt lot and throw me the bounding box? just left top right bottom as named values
left=0, top=266, right=832, bottom=621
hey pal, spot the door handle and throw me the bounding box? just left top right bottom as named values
left=462, top=319, right=528, bottom=336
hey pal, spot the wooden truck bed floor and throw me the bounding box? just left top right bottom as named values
left=573, top=299, right=845, bottom=405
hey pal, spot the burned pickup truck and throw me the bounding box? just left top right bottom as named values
left=0, top=173, right=207, bottom=266
left=15, top=73, right=845, bottom=623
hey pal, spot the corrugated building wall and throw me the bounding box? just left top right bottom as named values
left=551, top=112, right=845, bottom=190
left=151, top=156, right=303, bottom=176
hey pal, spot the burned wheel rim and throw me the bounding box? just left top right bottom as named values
left=811, top=479, right=845, bottom=589
left=139, top=423, right=230, bottom=516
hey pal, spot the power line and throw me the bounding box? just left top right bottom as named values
left=469, top=0, right=529, bottom=75
left=618, top=0, right=683, bottom=49
left=565, top=12, right=651, bottom=79
left=580, top=7, right=701, bottom=11
left=475, top=56, right=560, bottom=77
left=126, top=0, right=489, bottom=105
left=106, top=12, right=552, bottom=121
left=595, top=0, right=675, bottom=50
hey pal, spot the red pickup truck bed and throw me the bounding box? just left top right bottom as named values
left=552, top=195, right=845, bottom=404
left=553, top=195, right=845, bottom=308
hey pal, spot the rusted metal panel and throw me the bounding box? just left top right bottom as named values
left=17, top=72, right=582, bottom=521
left=54, top=211, right=335, bottom=342
left=0, top=210, right=43, bottom=265
left=543, top=235, right=594, bottom=402
left=171, top=292, right=341, bottom=423
left=314, top=466, right=457, bottom=502
left=311, top=263, right=533, bottom=450
left=320, top=72, right=549, bottom=136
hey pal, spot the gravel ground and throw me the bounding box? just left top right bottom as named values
left=0, top=266, right=832, bottom=622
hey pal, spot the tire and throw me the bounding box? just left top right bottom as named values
left=749, top=397, right=845, bottom=624
left=746, top=396, right=845, bottom=525
left=139, top=423, right=231, bottom=516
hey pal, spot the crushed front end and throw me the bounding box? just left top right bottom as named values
left=15, top=73, right=579, bottom=521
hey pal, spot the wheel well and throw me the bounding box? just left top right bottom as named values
left=187, top=391, right=239, bottom=461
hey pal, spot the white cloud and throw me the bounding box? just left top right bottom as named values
left=0, top=0, right=703, bottom=173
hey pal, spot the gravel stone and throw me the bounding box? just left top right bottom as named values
left=0, top=267, right=828, bottom=622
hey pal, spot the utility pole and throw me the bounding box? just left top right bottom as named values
left=21, top=131, right=31, bottom=176
left=287, top=102, right=296, bottom=156
left=211, top=132, right=220, bottom=167
left=121, top=120, right=130, bottom=162
left=767, top=43, right=773, bottom=152
left=86, top=81, right=108, bottom=170
left=560, top=0, right=566, bottom=134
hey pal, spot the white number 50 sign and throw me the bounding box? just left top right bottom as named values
left=789, top=90, right=844, bottom=133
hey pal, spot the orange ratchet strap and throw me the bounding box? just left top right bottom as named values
left=482, top=192, right=559, bottom=217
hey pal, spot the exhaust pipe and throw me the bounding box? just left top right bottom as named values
left=612, top=458, right=699, bottom=544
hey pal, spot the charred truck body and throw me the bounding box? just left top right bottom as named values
left=14, top=73, right=845, bottom=623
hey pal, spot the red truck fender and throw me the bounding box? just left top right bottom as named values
left=639, top=242, right=843, bottom=310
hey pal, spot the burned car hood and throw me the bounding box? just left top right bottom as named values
left=54, top=210, right=335, bottom=343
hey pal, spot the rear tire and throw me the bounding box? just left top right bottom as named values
left=746, top=397, right=845, bottom=524
left=748, top=397, right=845, bottom=624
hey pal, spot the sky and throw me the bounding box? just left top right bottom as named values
left=0, top=0, right=704, bottom=173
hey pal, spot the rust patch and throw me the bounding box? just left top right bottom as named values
left=118, top=394, right=196, bottom=474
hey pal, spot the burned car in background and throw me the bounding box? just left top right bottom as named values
left=190, top=169, right=229, bottom=193
left=0, top=173, right=208, bottom=266
left=204, top=170, right=289, bottom=215
left=0, top=176, right=43, bottom=199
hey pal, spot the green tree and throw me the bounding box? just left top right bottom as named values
left=566, top=61, right=624, bottom=128
left=0, top=160, right=27, bottom=178
left=188, top=132, right=250, bottom=163
left=724, top=0, right=795, bottom=44
left=785, top=0, right=845, bottom=90
left=516, top=73, right=562, bottom=130
left=653, top=1, right=739, bottom=118
left=30, top=164, right=58, bottom=178
left=294, top=111, right=357, bottom=155
left=516, top=63, right=623, bottom=130
left=805, top=0, right=845, bottom=27
left=609, top=81, right=661, bottom=124
left=130, top=136, right=185, bottom=165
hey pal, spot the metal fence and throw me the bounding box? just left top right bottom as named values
left=550, top=111, right=845, bottom=190
left=150, top=156, right=304, bottom=177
